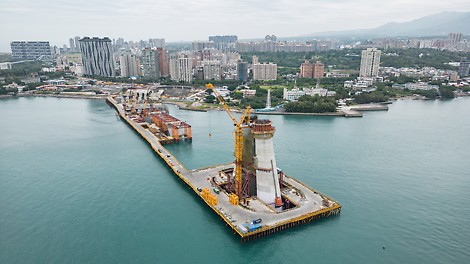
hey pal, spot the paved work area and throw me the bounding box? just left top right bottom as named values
left=190, top=164, right=333, bottom=229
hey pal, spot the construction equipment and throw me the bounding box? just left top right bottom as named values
left=131, top=91, right=137, bottom=114
left=205, top=83, right=251, bottom=201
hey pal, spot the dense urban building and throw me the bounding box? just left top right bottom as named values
left=74, top=36, right=81, bottom=51
left=236, top=41, right=317, bottom=53
left=350, top=33, right=470, bottom=52
left=119, top=53, right=141, bottom=77
left=265, top=35, right=277, bottom=42
left=313, top=61, right=325, bottom=79
left=209, top=35, right=238, bottom=51
left=169, top=54, right=192, bottom=82
left=149, top=38, right=165, bottom=48
left=459, top=57, right=470, bottom=77
left=141, top=48, right=160, bottom=79
left=202, top=61, right=221, bottom=80
left=300, top=60, right=314, bottom=78
left=360, top=48, right=381, bottom=77
left=69, top=38, right=75, bottom=52
left=237, top=61, right=248, bottom=82
left=448, top=33, right=462, bottom=44
left=156, top=48, right=169, bottom=77
left=252, top=56, right=277, bottom=81
left=0, top=62, right=13, bottom=70
left=194, top=66, right=204, bottom=80
left=79, top=37, right=115, bottom=77
left=10, top=41, right=53, bottom=61
left=192, top=41, right=214, bottom=51
left=300, top=60, right=324, bottom=79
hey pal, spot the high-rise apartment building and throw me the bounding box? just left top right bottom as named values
left=237, top=61, right=248, bottom=82
left=253, top=62, right=277, bottom=81
left=265, top=35, right=277, bottom=42
left=141, top=48, right=160, bottom=79
left=448, top=33, right=462, bottom=44
left=149, top=38, right=165, bottom=48
left=74, top=36, right=81, bottom=51
left=156, top=48, right=169, bottom=77
left=202, top=61, right=221, bottom=81
left=360, top=48, right=381, bottom=77
left=209, top=35, right=238, bottom=51
left=69, top=38, right=75, bottom=51
left=192, top=41, right=214, bottom=51
left=169, top=54, right=192, bottom=82
left=10, top=41, right=53, bottom=60
left=459, top=57, right=470, bottom=77
left=299, top=60, right=324, bottom=79
left=79, top=37, right=115, bottom=77
left=119, top=53, right=141, bottom=77
left=313, top=61, right=324, bottom=79
left=300, top=60, right=314, bottom=78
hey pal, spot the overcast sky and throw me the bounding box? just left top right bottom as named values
left=1, top=0, right=469, bottom=52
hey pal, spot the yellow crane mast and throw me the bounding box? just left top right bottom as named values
left=131, top=91, right=137, bottom=114
left=206, top=83, right=251, bottom=200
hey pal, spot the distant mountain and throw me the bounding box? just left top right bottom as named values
left=301, top=11, right=470, bottom=38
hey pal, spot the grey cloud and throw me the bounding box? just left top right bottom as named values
left=0, top=0, right=469, bottom=51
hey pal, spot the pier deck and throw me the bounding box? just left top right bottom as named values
left=107, top=96, right=341, bottom=241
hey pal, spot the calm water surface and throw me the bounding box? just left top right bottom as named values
left=1, top=97, right=469, bottom=263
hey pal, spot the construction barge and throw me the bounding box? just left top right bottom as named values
left=107, top=93, right=341, bottom=241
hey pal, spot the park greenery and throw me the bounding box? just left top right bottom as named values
left=284, top=95, right=337, bottom=113
left=353, top=91, right=390, bottom=104
left=0, top=87, right=10, bottom=95
left=0, top=61, right=43, bottom=78
left=380, top=48, right=467, bottom=70
left=238, top=84, right=284, bottom=109
left=204, top=94, right=215, bottom=103
left=0, top=53, right=12, bottom=63
left=438, top=87, right=456, bottom=99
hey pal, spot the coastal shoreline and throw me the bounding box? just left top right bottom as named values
left=16, top=93, right=108, bottom=100
left=255, top=111, right=344, bottom=116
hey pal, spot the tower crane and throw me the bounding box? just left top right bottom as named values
left=131, top=91, right=137, bottom=114
left=206, top=83, right=251, bottom=200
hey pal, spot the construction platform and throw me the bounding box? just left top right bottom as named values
left=107, top=96, right=341, bottom=241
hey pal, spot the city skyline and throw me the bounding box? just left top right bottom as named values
left=1, top=0, right=470, bottom=52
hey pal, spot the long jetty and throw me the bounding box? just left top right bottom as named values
left=107, top=96, right=341, bottom=241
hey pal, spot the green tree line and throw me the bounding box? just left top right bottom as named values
left=285, top=95, right=337, bottom=113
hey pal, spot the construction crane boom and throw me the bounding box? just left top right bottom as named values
left=206, top=83, right=250, bottom=200
left=209, top=85, right=238, bottom=124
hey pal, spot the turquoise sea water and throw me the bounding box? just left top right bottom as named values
left=1, top=97, right=469, bottom=263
